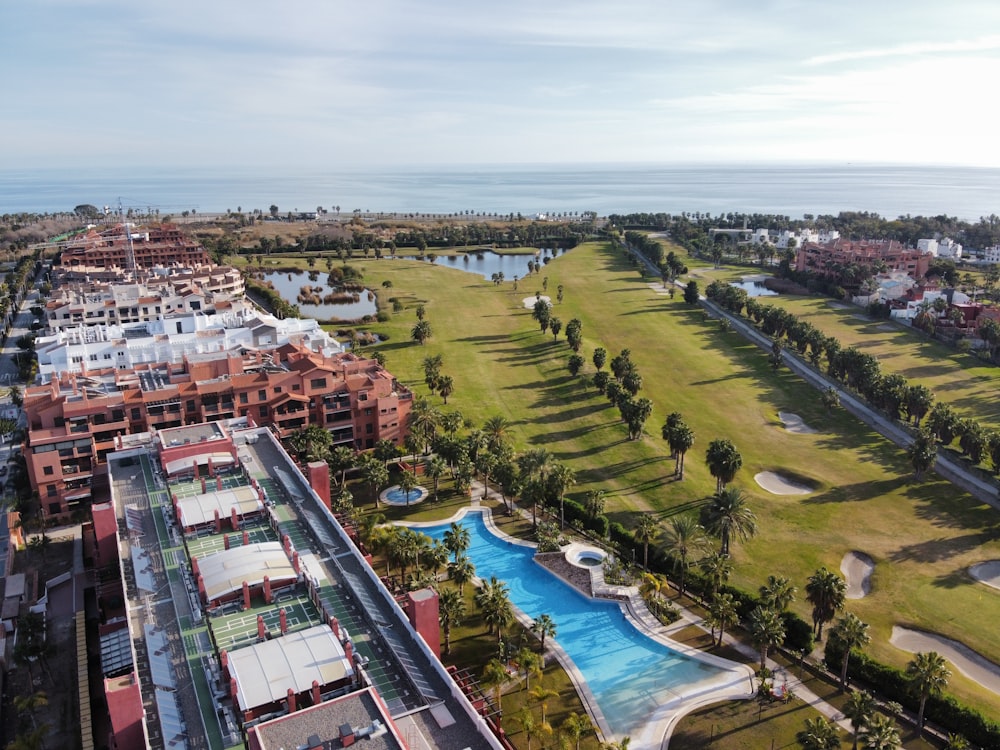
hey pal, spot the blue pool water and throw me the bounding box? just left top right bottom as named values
left=383, top=486, right=426, bottom=505
left=420, top=511, right=733, bottom=737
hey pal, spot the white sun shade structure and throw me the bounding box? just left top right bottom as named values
left=197, top=541, right=296, bottom=604
left=164, top=451, right=236, bottom=477
left=228, top=624, right=354, bottom=714
left=176, top=486, right=263, bottom=529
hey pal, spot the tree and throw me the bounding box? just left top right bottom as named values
left=476, top=576, right=513, bottom=640
left=360, top=456, right=389, bottom=509
left=438, top=588, right=465, bottom=655
left=703, top=486, right=757, bottom=556
left=663, top=417, right=695, bottom=479
left=705, top=438, right=742, bottom=492
left=288, top=423, right=333, bottom=462
left=747, top=605, right=785, bottom=672
left=8, top=385, right=22, bottom=408
left=549, top=462, right=576, bottom=529
left=633, top=514, right=659, bottom=569
left=829, top=613, right=871, bottom=691
left=806, top=567, right=846, bottom=640
left=425, top=455, right=447, bottom=501
left=532, top=298, right=551, bottom=331
left=906, top=651, right=950, bottom=733
left=549, top=317, right=562, bottom=341
left=423, top=354, right=444, bottom=392
left=448, top=554, right=475, bottom=596
left=592, top=347, right=607, bottom=371
left=531, top=614, right=557, bottom=658
left=584, top=489, right=606, bottom=519
left=482, top=657, right=509, bottom=722
left=567, top=354, right=585, bottom=376
left=662, top=515, right=710, bottom=596
left=528, top=683, right=558, bottom=723
left=411, top=319, right=433, bottom=345
left=842, top=689, right=876, bottom=750
left=517, top=647, right=544, bottom=689
left=560, top=712, right=596, bottom=750
left=708, top=592, right=739, bottom=647
left=684, top=280, right=700, bottom=305
left=327, top=445, right=356, bottom=488
left=769, top=338, right=784, bottom=370
left=483, top=415, right=512, bottom=454
left=759, top=575, right=797, bottom=613
left=821, top=386, right=840, bottom=413
left=398, top=467, right=419, bottom=506
left=700, top=552, right=734, bottom=597
left=436, top=375, right=455, bottom=404
left=907, top=430, right=937, bottom=479
left=858, top=714, right=900, bottom=750
left=443, top=522, right=471, bottom=562
left=565, top=318, right=583, bottom=352
left=796, top=717, right=841, bottom=750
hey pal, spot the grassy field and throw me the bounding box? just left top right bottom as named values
left=325, top=240, right=1000, bottom=726
left=756, top=294, right=1000, bottom=430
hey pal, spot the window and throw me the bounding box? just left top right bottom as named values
left=239, top=392, right=248, bottom=404
left=259, top=406, right=269, bottom=418
left=49, top=502, right=61, bottom=515
left=274, top=386, right=282, bottom=394
left=292, top=384, right=301, bottom=391
left=258, top=390, right=267, bottom=402
left=103, top=353, right=112, bottom=360
left=366, top=423, right=373, bottom=434
left=310, top=378, right=327, bottom=389
left=131, top=408, right=141, bottom=420
left=43, top=466, right=54, bottom=476
left=186, top=400, right=196, bottom=411
left=364, top=408, right=373, bottom=416
left=47, top=485, right=58, bottom=497
left=89, top=354, right=98, bottom=362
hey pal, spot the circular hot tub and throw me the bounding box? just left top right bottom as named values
left=566, top=544, right=608, bottom=568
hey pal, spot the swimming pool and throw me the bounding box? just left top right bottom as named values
left=412, top=510, right=752, bottom=742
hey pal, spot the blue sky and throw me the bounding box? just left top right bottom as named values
left=5, top=0, right=1000, bottom=168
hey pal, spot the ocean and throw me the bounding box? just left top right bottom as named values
left=1, top=163, right=998, bottom=222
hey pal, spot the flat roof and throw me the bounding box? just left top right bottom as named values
left=228, top=624, right=353, bottom=713
left=197, top=541, right=296, bottom=603
left=159, top=422, right=226, bottom=447
left=164, top=452, right=235, bottom=476
left=249, top=687, right=403, bottom=750
left=176, top=485, right=262, bottom=528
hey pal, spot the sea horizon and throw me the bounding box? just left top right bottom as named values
left=3, top=162, right=999, bottom=224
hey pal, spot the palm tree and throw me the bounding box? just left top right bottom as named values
left=438, top=588, right=465, bottom=655
left=517, top=647, right=543, bottom=689
left=482, top=657, right=509, bottom=722
left=858, top=714, right=901, bottom=750
left=906, top=651, right=950, bottom=733
left=531, top=614, right=557, bottom=657
left=560, top=713, right=596, bottom=750
left=437, top=375, right=455, bottom=404
left=670, top=423, right=695, bottom=479
left=425, top=455, right=447, bottom=501
left=327, top=445, right=356, bottom=487
left=634, top=514, right=659, bottom=569
left=705, top=438, right=742, bottom=492
left=747, top=605, right=785, bottom=673
left=443, top=522, right=471, bottom=562
left=448, top=554, right=475, bottom=596
left=584, top=489, right=606, bottom=519
left=708, top=592, right=739, bottom=647
left=483, top=415, right=512, bottom=453
left=12, top=691, right=47, bottom=731
left=529, top=683, right=559, bottom=723
left=700, top=552, right=734, bottom=597
left=703, top=486, right=757, bottom=556
left=759, top=575, right=797, bottom=613
left=805, top=567, right=847, bottom=640
left=796, top=717, right=841, bottom=750
left=907, top=429, right=938, bottom=478
left=549, top=462, right=576, bottom=529
left=411, top=319, right=432, bottom=345
left=398, top=467, right=419, bottom=506
left=829, top=613, right=871, bottom=691
left=476, top=576, right=513, bottom=640
left=361, top=456, right=390, bottom=509
left=842, top=689, right=876, bottom=750
left=516, top=707, right=549, bottom=750
left=662, top=515, right=710, bottom=596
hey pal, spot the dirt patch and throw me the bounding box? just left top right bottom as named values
left=969, top=560, right=1000, bottom=591
left=891, top=626, right=1000, bottom=696
left=754, top=471, right=813, bottom=495
left=778, top=412, right=818, bottom=435
left=841, top=551, right=874, bottom=599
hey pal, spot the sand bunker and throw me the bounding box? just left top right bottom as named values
left=891, top=626, right=1000, bottom=696
left=841, top=551, right=874, bottom=599
left=778, top=412, right=818, bottom=434
left=754, top=471, right=813, bottom=495
left=970, top=561, right=1000, bottom=592
left=522, top=295, right=552, bottom=310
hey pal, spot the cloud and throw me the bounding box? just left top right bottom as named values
left=804, top=34, right=1000, bottom=66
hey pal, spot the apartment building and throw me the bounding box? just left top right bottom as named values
left=24, top=343, right=412, bottom=517
left=59, top=223, right=210, bottom=269
left=795, top=238, right=931, bottom=279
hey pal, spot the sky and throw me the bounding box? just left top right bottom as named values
left=5, top=0, right=1000, bottom=169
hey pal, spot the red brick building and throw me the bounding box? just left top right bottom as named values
left=795, top=238, right=931, bottom=280
left=60, top=224, right=210, bottom=270
left=23, top=343, right=412, bottom=517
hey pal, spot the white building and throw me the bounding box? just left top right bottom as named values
left=34, top=309, right=344, bottom=379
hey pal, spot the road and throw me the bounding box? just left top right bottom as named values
left=623, top=240, right=999, bottom=508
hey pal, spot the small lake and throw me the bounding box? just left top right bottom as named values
left=731, top=277, right=778, bottom=297
left=400, top=247, right=568, bottom=281
left=257, top=270, right=378, bottom=321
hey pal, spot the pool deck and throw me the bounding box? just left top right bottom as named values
left=401, top=504, right=756, bottom=750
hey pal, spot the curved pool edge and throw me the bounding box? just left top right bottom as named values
left=398, top=505, right=756, bottom=748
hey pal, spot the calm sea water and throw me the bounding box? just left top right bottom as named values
left=2, top=163, right=998, bottom=222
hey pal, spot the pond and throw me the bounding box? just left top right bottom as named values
left=257, top=270, right=378, bottom=321
left=400, top=247, right=568, bottom=281
left=731, top=276, right=778, bottom=297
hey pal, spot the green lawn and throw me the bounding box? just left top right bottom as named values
left=335, top=241, right=1000, bottom=725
